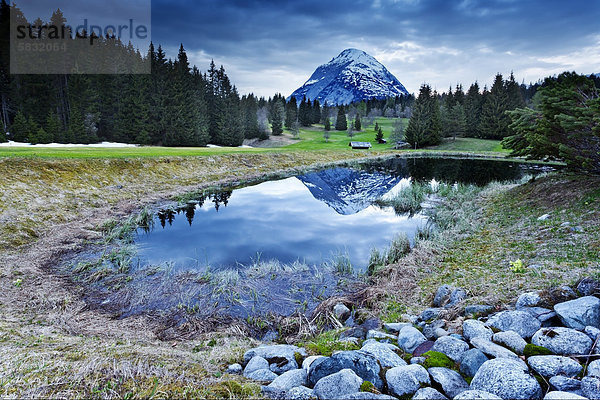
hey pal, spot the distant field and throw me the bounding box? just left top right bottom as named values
left=427, top=137, right=508, bottom=153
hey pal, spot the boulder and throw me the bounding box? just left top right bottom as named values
left=313, top=369, right=362, bottom=400
left=431, top=336, right=470, bottom=362
left=420, top=308, right=443, bottom=321
left=268, top=369, right=307, bottom=391
left=333, top=303, right=351, bottom=321
left=413, top=387, right=448, bottom=400
left=307, top=351, right=383, bottom=390
left=554, top=296, right=600, bottom=330
left=459, top=349, right=488, bottom=378
left=434, top=285, right=454, bottom=307
left=397, top=326, right=427, bottom=354
left=412, top=340, right=435, bottom=357
left=244, top=356, right=269, bottom=377
left=302, top=355, right=325, bottom=373
left=516, top=291, right=543, bottom=309
left=454, top=390, right=503, bottom=399
left=243, top=345, right=306, bottom=373
left=411, top=356, right=426, bottom=365
left=464, top=305, right=494, bottom=316
left=586, top=326, right=600, bottom=341
left=485, top=310, right=541, bottom=338
left=286, top=386, right=314, bottom=400
left=245, top=368, right=278, bottom=382
left=588, top=359, right=600, bottom=377
left=470, top=358, right=542, bottom=400
left=383, top=322, right=411, bottom=334
left=359, top=340, right=407, bottom=368
left=428, top=367, right=469, bottom=398
left=385, top=364, right=431, bottom=398
left=521, top=306, right=558, bottom=326
left=340, top=327, right=367, bottom=340
left=531, top=327, right=593, bottom=355
left=423, top=320, right=447, bottom=340
left=527, top=355, right=582, bottom=378
left=578, top=278, right=600, bottom=296
left=448, top=288, right=467, bottom=307
left=581, top=376, right=600, bottom=400
left=544, top=392, right=587, bottom=400
left=462, top=319, right=493, bottom=342
left=493, top=330, right=528, bottom=355
left=549, top=376, right=582, bottom=393
left=226, top=363, right=242, bottom=375
left=270, top=360, right=298, bottom=375
left=366, top=330, right=396, bottom=341
left=361, top=318, right=382, bottom=331
left=470, top=337, right=524, bottom=365
left=345, top=393, right=397, bottom=400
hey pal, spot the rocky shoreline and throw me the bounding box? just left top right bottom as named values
left=226, top=278, right=600, bottom=400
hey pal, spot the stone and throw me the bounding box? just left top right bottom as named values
left=345, top=393, right=397, bottom=400
left=448, top=288, right=468, bottom=307
left=470, top=337, right=524, bottom=365
left=549, top=376, right=582, bottom=392
left=226, top=363, right=242, bottom=375
left=432, top=336, right=470, bottom=362
left=359, top=340, right=407, bottom=368
left=361, top=318, right=382, bottom=331
left=459, top=349, right=488, bottom=378
left=428, top=367, right=469, bottom=398
left=470, top=358, right=542, bottom=400
left=586, top=326, right=600, bottom=341
left=244, top=356, right=269, bottom=377
left=366, top=330, right=396, bottom=341
left=245, top=368, right=278, bottom=382
left=434, top=328, right=449, bottom=339
left=243, top=345, right=306, bottom=373
left=554, top=296, right=600, bottom=330
left=333, top=303, right=351, bottom=321
left=516, top=291, right=543, bottom=309
left=383, top=322, right=411, bottom=334
left=413, top=387, right=448, bottom=400
left=462, top=319, right=493, bottom=341
left=486, top=310, right=542, bottom=339
left=493, top=330, right=528, bottom=354
left=578, top=278, right=600, bottom=296
left=581, top=376, right=600, bottom=400
left=385, top=364, right=431, bottom=398
left=423, top=320, right=446, bottom=340
left=538, top=213, right=551, bottom=221
left=420, top=308, right=443, bottom=321
left=339, top=337, right=360, bottom=346
left=270, top=360, right=298, bottom=375
left=454, top=390, right=503, bottom=399
left=268, top=369, right=307, bottom=391
left=302, top=355, right=325, bottom=373
left=412, top=340, right=435, bottom=357
left=313, top=369, right=362, bottom=400
left=397, top=326, right=427, bottom=354
left=544, top=392, right=587, bottom=400
left=340, top=327, right=367, bottom=340
left=532, top=327, right=593, bottom=355
left=261, top=331, right=279, bottom=343
left=434, top=285, right=454, bottom=307
left=287, top=386, right=314, bottom=400
left=521, top=307, right=558, bottom=326
left=527, top=355, right=582, bottom=378
left=588, top=359, right=600, bottom=377
left=411, top=356, right=426, bottom=364
left=464, top=305, right=494, bottom=316
left=307, top=351, right=383, bottom=390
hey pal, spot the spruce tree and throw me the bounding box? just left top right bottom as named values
left=375, top=127, right=384, bottom=143
left=479, top=74, right=511, bottom=140
left=374, top=122, right=380, bottom=132
left=405, top=84, right=442, bottom=147
left=45, top=112, right=62, bottom=143
left=285, top=97, right=298, bottom=129
left=324, top=117, right=331, bottom=131
left=335, top=106, right=347, bottom=131
left=10, top=111, right=29, bottom=142
left=67, top=108, right=86, bottom=143
left=312, top=99, right=321, bottom=124
left=270, top=99, right=284, bottom=135
left=354, top=114, right=361, bottom=131
left=464, top=82, right=482, bottom=137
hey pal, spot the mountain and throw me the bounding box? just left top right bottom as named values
left=288, top=48, right=409, bottom=105
left=297, top=167, right=401, bottom=215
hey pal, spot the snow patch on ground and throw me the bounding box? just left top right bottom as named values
left=0, top=141, right=138, bottom=148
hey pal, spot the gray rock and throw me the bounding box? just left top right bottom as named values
left=307, top=351, right=383, bottom=390
left=578, top=278, right=600, bottom=296
left=403, top=314, right=420, bottom=324
left=340, top=327, right=367, bottom=340
left=333, top=303, right=351, bottom=321
left=428, top=367, right=469, bottom=398
left=397, top=326, right=427, bottom=354
left=361, top=318, right=382, bottom=331
left=423, top=320, right=446, bottom=340
left=493, top=330, right=528, bottom=354
left=586, top=326, right=600, bottom=341
left=434, top=285, right=454, bottom=307
left=459, top=349, right=488, bottom=378
left=313, top=369, right=362, bottom=400
left=486, top=310, right=541, bottom=338
left=345, top=393, right=397, bottom=400
left=582, top=376, right=600, bottom=400
left=435, top=328, right=450, bottom=339
left=449, top=288, right=467, bottom=305
left=470, top=358, right=542, bottom=400
left=549, top=376, right=582, bottom=392
left=286, top=386, right=314, bottom=400
left=270, top=360, right=298, bottom=375
left=366, top=329, right=396, bottom=341
left=516, top=291, right=543, bottom=309
left=413, top=387, right=448, bottom=400
left=470, top=337, right=524, bottom=364
left=588, top=359, right=600, bottom=377
left=359, top=340, right=407, bottom=368
left=464, top=305, right=494, bottom=316
left=243, top=345, right=306, bottom=373
left=302, top=355, right=325, bottom=373
left=246, top=368, right=278, bottom=382
left=522, top=306, right=558, bottom=326
left=244, top=356, right=269, bottom=377
left=421, top=308, right=443, bottom=321
left=453, top=390, right=503, bottom=399
left=538, top=213, right=551, bottom=221
left=527, top=355, right=582, bottom=378
left=544, top=392, right=587, bottom=400
left=226, top=363, right=242, bottom=375
left=554, top=296, right=600, bottom=330
left=462, top=319, right=493, bottom=342
left=383, top=322, right=411, bottom=334
left=411, top=356, right=426, bottom=365
left=432, top=336, right=470, bottom=362
left=338, top=337, right=360, bottom=346
left=385, top=364, right=431, bottom=398
left=268, top=369, right=307, bottom=390
left=261, top=330, right=279, bottom=343
left=532, top=327, right=593, bottom=355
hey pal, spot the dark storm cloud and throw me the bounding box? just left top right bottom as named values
left=150, top=0, right=599, bottom=95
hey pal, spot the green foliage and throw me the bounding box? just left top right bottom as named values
left=301, top=329, right=361, bottom=356
left=270, top=97, right=284, bottom=136
left=29, top=126, right=52, bottom=145
left=354, top=114, right=361, bottom=131
left=360, top=381, right=376, bottom=393
left=405, top=84, right=442, bottom=148
left=374, top=181, right=432, bottom=214
left=422, top=351, right=455, bottom=369
left=375, top=127, right=384, bottom=143
left=524, top=344, right=553, bottom=357
left=45, top=112, right=62, bottom=143
left=10, top=111, right=30, bottom=142
left=509, top=259, right=526, bottom=273
left=479, top=74, right=512, bottom=140
left=335, top=106, right=348, bottom=131
left=367, top=232, right=411, bottom=274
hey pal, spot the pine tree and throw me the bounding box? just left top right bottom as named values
left=464, top=82, right=483, bottom=137
left=311, top=99, right=321, bottom=124
left=67, top=108, right=86, bottom=143
left=405, top=84, right=442, bottom=147
left=479, top=74, right=511, bottom=140
left=298, top=96, right=312, bottom=126
left=45, top=112, right=62, bottom=143
left=324, top=117, right=331, bottom=131
left=285, top=97, right=298, bottom=129
left=354, top=114, right=361, bottom=131
left=375, top=127, right=384, bottom=143
left=335, top=106, right=347, bottom=131
left=30, top=126, right=53, bottom=144
left=10, top=111, right=29, bottom=142
left=374, top=121, right=380, bottom=132
left=270, top=98, right=284, bottom=135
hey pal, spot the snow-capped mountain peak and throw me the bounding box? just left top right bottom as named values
left=288, top=49, right=408, bottom=105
